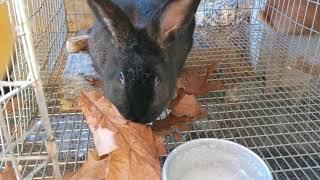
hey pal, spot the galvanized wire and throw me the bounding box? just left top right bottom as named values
left=1, top=0, right=320, bottom=179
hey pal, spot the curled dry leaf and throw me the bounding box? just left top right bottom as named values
left=177, top=64, right=224, bottom=96
left=90, top=80, right=104, bottom=88
left=168, top=88, right=185, bottom=109
left=62, top=172, right=75, bottom=180
left=171, top=93, right=202, bottom=118
left=153, top=89, right=208, bottom=137
left=92, top=126, right=118, bottom=156
left=84, top=77, right=104, bottom=88
left=83, top=75, right=104, bottom=88
left=0, top=162, right=16, bottom=180
left=65, top=150, right=108, bottom=180
left=78, top=91, right=165, bottom=180
left=152, top=112, right=208, bottom=137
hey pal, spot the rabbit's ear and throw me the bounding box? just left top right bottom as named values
left=88, top=0, right=135, bottom=47
left=158, top=0, right=200, bottom=45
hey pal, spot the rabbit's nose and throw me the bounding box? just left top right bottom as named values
left=129, top=104, right=149, bottom=121
left=131, top=112, right=152, bottom=124
left=129, top=105, right=160, bottom=123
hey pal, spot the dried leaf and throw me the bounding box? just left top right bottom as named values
left=79, top=91, right=165, bottom=180
left=79, top=92, right=127, bottom=128
left=177, top=64, right=224, bottom=96
left=153, top=88, right=208, bottom=137
left=85, top=77, right=104, bottom=88
left=153, top=112, right=207, bottom=133
left=106, top=140, right=161, bottom=180
left=173, top=123, right=190, bottom=132
left=66, top=150, right=108, bottom=180
left=105, top=146, right=129, bottom=180
left=90, top=80, right=104, bottom=88
left=171, top=94, right=202, bottom=118
left=83, top=75, right=103, bottom=88
left=62, top=172, right=75, bottom=180
left=168, top=88, right=185, bottom=109
left=92, top=126, right=118, bottom=156
left=153, top=134, right=167, bottom=156
left=0, top=163, right=17, bottom=180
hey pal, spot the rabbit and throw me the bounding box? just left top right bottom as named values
left=87, top=0, right=201, bottom=123
left=259, top=0, right=320, bottom=36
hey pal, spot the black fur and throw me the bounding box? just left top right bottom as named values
left=123, top=30, right=161, bottom=120
left=88, top=0, right=200, bottom=123
left=118, top=30, right=166, bottom=122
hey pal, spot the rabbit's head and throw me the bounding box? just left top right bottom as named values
left=88, top=0, right=200, bottom=123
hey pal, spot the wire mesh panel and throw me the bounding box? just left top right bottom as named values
left=0, top=0, right=65, bottom=179
left=176, top=24, right=320, bottom=179
left=1, top=0, right=320, bottom=179
left=0, top=1, right=37, bottom=171
left=26, top=0, right=68, bottom=82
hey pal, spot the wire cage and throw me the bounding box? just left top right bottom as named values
left=1, top=0, right=320, bottom=179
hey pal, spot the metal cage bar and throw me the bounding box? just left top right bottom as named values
left=1, top=0, right=64, bottom=179
left=1, top=0, right=320, bottom=179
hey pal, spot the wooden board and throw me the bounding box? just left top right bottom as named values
left=65, top=0, right=95, bottom=32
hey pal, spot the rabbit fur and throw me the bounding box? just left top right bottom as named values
left=87, top=0, right=201, bottom=123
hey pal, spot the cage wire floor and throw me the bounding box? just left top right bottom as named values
left=20, top=23, right=320, bottom=179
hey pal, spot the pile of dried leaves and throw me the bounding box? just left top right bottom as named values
left=64, top=64, right=224, bottom=180
left=65, top=91, right=166, bottom=180
left=0, top=64, right=223, bottom=180
left=153, top=64, right=224, bottom=137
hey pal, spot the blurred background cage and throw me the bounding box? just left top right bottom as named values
left=0, top=0, right=320, bottom=179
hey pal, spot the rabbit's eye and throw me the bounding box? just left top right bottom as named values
left=155, top=76, right=160, bottom=87
left=119, top=72, right=125, bottom=85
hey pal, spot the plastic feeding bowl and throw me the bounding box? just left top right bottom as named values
left=163, top=138, right=273, bottom=180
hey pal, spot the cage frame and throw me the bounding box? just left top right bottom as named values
left=0, top=0, right=320, bottom=179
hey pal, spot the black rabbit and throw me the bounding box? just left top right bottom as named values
left=87, top=0, right=200, bottom=123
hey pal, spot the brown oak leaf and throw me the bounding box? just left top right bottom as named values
left=171, top=93, right=202, bottom=118
left=78, top=91, right=165, bottom=180
left=65, top=150, right=108, bottom=180
left=152, top=89, right=208, bottom=137
left=89, top=79, right=104, bottom=88
left=177, top=64, right=224, bottom=96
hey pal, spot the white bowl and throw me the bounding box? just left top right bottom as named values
left=163, top=138, right=273, bottom=180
